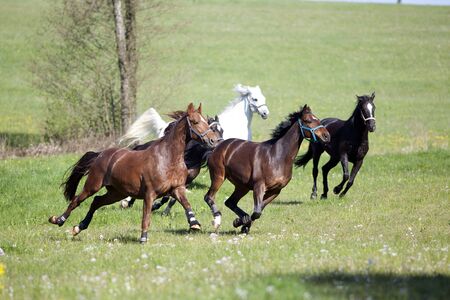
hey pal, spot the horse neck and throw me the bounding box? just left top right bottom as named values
left=348, top=107, right=369, bottom=140
left=161, top=116, right=188, bottom=159
left=219, top=98, right=252, bottom=140
left=272, top=122, right=302, bottom=164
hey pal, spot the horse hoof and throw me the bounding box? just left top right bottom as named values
left=72, top=225, right=81, bottom=236
left=339, top=193, right=346, bottom=198
left=49, top=216, right=58, bottom=224
left=320, top=195, right=327, bottom=200
left=310, top=193, right=317, bottom=200
left=241, top=226, right=250, bottom=234
left=233, top=218, right=242, bottom=228
left=120, top=200, right=129, bottom=209
left=333, top=187, right=342, bottom=194
left=190, top=224, right=201, bottom=231
left=251, top=212, right=261, bottom=221
left=140, top=237, right=148, bottom=244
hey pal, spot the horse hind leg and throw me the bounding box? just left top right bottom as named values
left=321, top=158, right=339, bottom=199
left=224, top=187, right=250, bottom=232
left=49, top=173, right=103, bottom=227
left=73, top=189, right=125, bottom=236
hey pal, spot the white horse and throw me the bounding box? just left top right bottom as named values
left=119, top=84, right=269, bottom=146
left=119, top=84, right=269, bottom=209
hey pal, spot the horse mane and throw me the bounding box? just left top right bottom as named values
left=162, top=111, right=187, bottom=135
left=167, top=110, right=186, bottom=120
left=270, top=106, right=310, bottom=140
left=219, top=84, right=250, bottom=114
left=349, top=94, right=371, bottom=122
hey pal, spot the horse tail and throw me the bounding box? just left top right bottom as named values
left=118, top=107, right=168, bottom=147
left=295, top=143, right=313, bottom=168
left=61, top=151, right=99, bottom=201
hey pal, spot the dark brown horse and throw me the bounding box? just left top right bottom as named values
left=203, top=105, right=330, bottom=233
left=49, top=103, right=221, bottom=243
left=295, top=93, right=376, bottom=199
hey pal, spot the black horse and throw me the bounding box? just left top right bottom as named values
left=124, top=114, right=224, bottom=211
left=295, top=93, right=376, bottom=199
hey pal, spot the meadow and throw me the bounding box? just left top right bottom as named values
left=0, top=0, right=449, bottom=299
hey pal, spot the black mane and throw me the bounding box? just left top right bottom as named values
left=270, top=106, right=309, bottom=140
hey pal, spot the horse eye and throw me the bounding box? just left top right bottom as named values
left=252, top=98, right=258, bottom=102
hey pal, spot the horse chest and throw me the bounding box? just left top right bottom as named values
left=344, top=141, right=369, bottom=161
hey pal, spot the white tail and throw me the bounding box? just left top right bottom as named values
left=118, top=107, right=168, bottom=146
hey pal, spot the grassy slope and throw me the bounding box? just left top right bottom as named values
left=0, top=0, right=49, bottom=146
left=0, top=150, right=449, bottom=299
left=0, top=0, right=448, bottom=152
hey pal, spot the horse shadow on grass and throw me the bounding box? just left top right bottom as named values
left=162, top=228, right=239, bottom=236
left=232, top=272, right=450, bottom=299
left=271, top=199, right=304, bottom=206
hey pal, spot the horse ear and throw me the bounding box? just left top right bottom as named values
left=371, top=92, right=376, bottom=101
left=356, top=95, right=361, bottom=101
left=234, top=84, right=249, bottom=96
left=187, top=103, right=195, bottom=113
left=197, top=103, right=202, bottom=114
left=215, top=115, right=219, bottom=122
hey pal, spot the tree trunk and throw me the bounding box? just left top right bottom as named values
left=125, top=0, right=138, bottom=116
left=112, top=0, right=132, bottom=133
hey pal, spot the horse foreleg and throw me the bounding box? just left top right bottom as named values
left=339, top=159, right=364, bottom=198
left=73, top=189, right=125, bottom=236
left=173, top=187, right=201, bottom=231
left=251, top=184, right=265, bottom=221
left=334, top=154, right=350, bottom=195
left=311, top=153, right=321, bottom=199
left=140, top=192, right=156, bottom=243
left=204, top=172, right=226, bottom=231
left=321, top=158, right=339, bottom=199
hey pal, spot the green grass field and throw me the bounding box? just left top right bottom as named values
left=0, top=0, right=449, bottom=299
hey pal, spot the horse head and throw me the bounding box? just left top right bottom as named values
left=186, top=103, right=222, bottom=148
left=207, top=115, right=224, bottom=142
left=298, top=105, right=330, bottom=143
left=356, top=92, right=376, bottom=132
left=234, top=84, right=270, bottom=119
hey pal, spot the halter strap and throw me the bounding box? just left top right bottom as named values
left=361, top=112, right=376, bottom=123
left=245, top=95, right=268, bottom=113
left=298, top=119, right=324, bottom=143
left=186, top=117, right=219, bottom=145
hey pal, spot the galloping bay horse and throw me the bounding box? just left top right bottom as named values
left=295, top=93, right=376, bottom=199
left=124, top=114, right=224, bottom=210
left=203, top=105, right=330, bottom=233
left=49, top=103, right=221, bottom=243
